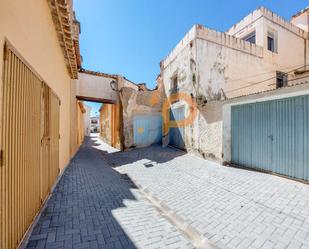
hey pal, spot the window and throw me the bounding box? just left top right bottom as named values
left=170, top=76, right=178, bottom=93
left=276, top=71, right=288, bottom=88
left=267, top=31, right=277, bottom=52
left=243, top=32, right=256, bottom=44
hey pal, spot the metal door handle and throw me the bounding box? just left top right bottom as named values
left=268, top=135, right=273, bottom=141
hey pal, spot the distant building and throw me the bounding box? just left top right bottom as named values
left=90, top=116, right=100, bottom=133
left=84, top=104, right=92, bottom=136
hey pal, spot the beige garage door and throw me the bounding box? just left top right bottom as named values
left=0, top=42, right=60, bottom=249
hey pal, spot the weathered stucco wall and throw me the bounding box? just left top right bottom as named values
left=119, top=77, right=164, bottom=149
left=197, top=22, right=306, bottom=99
left=228, top=7, right=307, bottom=39
left=0, top=0, right=73, bottom=170
left=99, top=103, right=122, bottom=149
left=75, top=72, right=118, bottom=102
left=100, top=104, right=113, bottom=145
left=161, top=10, right=308, bottom=162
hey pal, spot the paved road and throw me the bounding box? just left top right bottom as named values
left=25, top=137, right=194, bottom=249
left=25, top=135, right=309, bottom=249
left=104, top=142, right=309, bottom=249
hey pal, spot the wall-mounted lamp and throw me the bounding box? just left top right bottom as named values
left=110, top=80, right=119, bottom=92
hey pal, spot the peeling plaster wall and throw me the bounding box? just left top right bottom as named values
left=161, top=28, right=228, bottom=160
left=161, top=27, right=198, bottom=152
left=119, top=78, right=164, bottom=149
left=161, top=13, right=308, bottom=162
left=197, top=22, right=306, bottom=99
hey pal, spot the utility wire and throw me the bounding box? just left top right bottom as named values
left=225, top=64, right=309, bottom=93
left=224, top=63, right=306, bottom=84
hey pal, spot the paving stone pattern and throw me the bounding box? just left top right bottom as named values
left=25, top=137, right=194, bottom=249
left=104, top=143, right=309, bottom=249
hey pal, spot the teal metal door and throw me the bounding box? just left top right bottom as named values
left=133, top=114, right=162, bottom=147
left=231, top=95, right=309, bottom=181
left=169, top=106, right=185, bottom=149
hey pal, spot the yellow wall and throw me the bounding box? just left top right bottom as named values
left=70, top=81, right=79, bottom=156
left=77, top=101, right=85, bottom=146
left=100, top=103, right=122, bottom=149
left=0, top=0, right=73, bottom=171
left=100, top=104, right=112, bottom=145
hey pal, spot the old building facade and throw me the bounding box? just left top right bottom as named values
left=161, top=6, right=309, bottom=163
left=97, top=74, right=164, bottom=150
left=1, top=2, right=309, bottom=248
left=118, top=77, right=164, bottom=149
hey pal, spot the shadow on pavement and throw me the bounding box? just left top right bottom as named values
left=25, top=137, right=139, bottom=249
left=90, top=135, right=186, bottom=168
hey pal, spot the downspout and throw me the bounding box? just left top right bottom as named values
left=116, top=76, right=125, bottom=151
left=305, top=38, right=307, bottom=70
left=118, top=96, right=125, bottom=151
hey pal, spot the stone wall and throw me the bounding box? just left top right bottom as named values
left=118, top=77, right=164, bottom=149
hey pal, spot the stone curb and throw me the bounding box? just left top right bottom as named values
left=110, top=163, right=216, bottom=249
left=95, top=137, right=217, bottom=249
left=136, top=183, right=216, bottom=249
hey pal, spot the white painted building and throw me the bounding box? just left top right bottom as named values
left=90, top=116, right=100, bottom=133
left=161, top=6, right=309, bottom=166
left=83, top=104, right=92, bottom=136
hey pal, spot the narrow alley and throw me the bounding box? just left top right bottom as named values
left=24, top=136, right=194, bottom=249
left=2, top=2, right=309, bottom=249
left=25, top=135, right=309, bottom=249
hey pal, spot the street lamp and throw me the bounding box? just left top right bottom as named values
left=110, top=80, right=119, bottom=92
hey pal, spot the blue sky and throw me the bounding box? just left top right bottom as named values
left=75, top=0, right=308, bottom=115
left=83, top=101, right=102, bottom=117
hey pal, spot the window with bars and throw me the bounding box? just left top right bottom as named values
left=276, top=71, right=288, bottom=88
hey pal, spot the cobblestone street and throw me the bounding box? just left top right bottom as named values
left=103, top=140, right=309, bottom=249
left=26, top=135, right=309, bottom=249
left=25, top=137, right=194, bottom=249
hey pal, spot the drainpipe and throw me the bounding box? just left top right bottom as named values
left=305, top=38, right=307, bottom=70
left=116, top=76, right=125, bottom=151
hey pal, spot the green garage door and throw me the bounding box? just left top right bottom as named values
left=231, top=95, right=309, bottom=181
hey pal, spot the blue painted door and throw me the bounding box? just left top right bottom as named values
left=232, top=95, right=309, bottom=181
left=133, top=114, right=162, bottom=147
left=169, top=106, right=185, bottom=149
